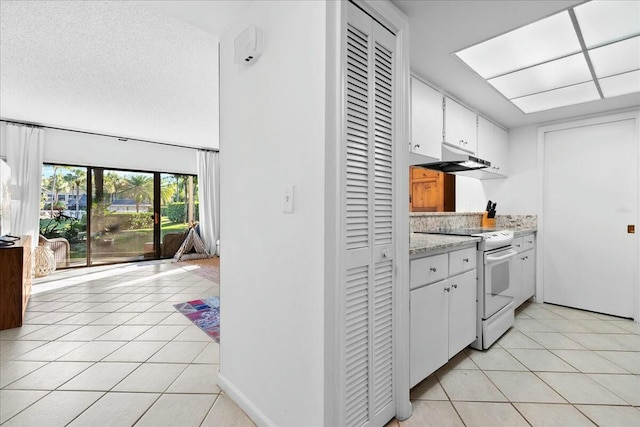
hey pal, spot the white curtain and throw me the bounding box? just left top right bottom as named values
left=5, top=124, right=44, bottom=246
left=197, top=150, right=220, bottom=255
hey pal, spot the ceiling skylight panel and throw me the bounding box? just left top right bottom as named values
left=599, top=70, right=640, bottom=98
left=455, top=11, right=581, bottom=79
left=511, top=81, right=600, bottom=113
left=589, top=36, right=640, bottom=78
left=487, top=53, right=592, bottom=99
left=574, top=0, right=640, bottom=48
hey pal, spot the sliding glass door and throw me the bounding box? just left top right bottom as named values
left=159, top=173, right=198, bottom=258
left=40, top=165, right=88, bottom=267
left=90, top=169, right=156, bottom=265
left=41, top=163, right=198, bottom=268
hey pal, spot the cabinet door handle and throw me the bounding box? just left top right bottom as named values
left=527, top=240, right=533, bottom=244
left=444, top=287, right=451, bottom=292
left=462, top=258, right=469, bottom=262
left=452, top=284, right=458, bottom=289
left=430, top=267, right=437, bottom=272
left=414, top=144, right=420, bottom=148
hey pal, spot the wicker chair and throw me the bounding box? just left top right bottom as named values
left=38, top=235, right=71, bottom=268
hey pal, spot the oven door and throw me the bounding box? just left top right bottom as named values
left=483, top=246, right=517, bottom=319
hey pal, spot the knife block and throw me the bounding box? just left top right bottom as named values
left=482, top=212, right=496, bottom=228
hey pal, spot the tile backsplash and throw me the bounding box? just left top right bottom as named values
left=410, top=212, right=537, bottom=232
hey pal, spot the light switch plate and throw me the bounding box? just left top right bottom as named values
left=283, top=185, right=294, bottom=213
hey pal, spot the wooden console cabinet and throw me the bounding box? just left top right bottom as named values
left=0, top=235, right=32, bottom=330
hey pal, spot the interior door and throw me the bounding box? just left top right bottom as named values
left=543, top=117, right=637, bottom=318
left=342, top=3, right=396, bottom=426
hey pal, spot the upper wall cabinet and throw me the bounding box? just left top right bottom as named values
left=477, top=116, right=508, bottom=178
left=410, top=77, right=443, bottom=163
left=443, top=97, right=477, bottom=154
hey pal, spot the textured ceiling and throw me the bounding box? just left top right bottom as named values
left=3, top=0, right=637, bottom=143
left=0, top=0, right=227, bottom=149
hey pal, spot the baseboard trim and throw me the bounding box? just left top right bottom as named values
left=217, top=372, right=276, bottom=427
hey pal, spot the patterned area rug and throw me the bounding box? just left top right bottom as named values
left=174, top=296, right=220, bottom=342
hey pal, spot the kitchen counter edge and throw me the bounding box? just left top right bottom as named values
left=512, top=228, right=537, bottom=237
left=410, top=234, right=480, bottom=257
left=409, top=228, right=537, bottom=257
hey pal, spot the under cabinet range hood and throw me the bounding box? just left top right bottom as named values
left=415, top=143, right=490, bottom=173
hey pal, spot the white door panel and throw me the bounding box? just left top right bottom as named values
left=543, top=118, right=637, bottom=317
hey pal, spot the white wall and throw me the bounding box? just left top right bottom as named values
left=1, top=123, right=198, bottom=175
left=218, top=1, right=326, bottom=425
left=499, top=125, right=540, bottom=214
left=455, top=125, right=539, bottom=215
left=0, top=122, right=6, bottom=159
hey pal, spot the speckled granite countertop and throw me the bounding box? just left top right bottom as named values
left=409, top=227, right=537, bottom=257
left=410, top=233, right=480, bottom=257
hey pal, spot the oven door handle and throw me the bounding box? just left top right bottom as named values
left=486, top=249, right=518, bottom=262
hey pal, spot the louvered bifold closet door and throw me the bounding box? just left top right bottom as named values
left=343, top=3, right=396, bottom=427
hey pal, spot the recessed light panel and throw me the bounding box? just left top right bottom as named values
left=589, top=36, right=640, bottom=78
left=599, top=70, right=640, bottom=98
left=487, top=53, right=592, bottom=99
left=455, top=11, right=580, bottom=79
left=574, top=0, right=640, bottom=47
left=454, top=1, right=640, bottom=113
left=511, top=81, right=600, bottom=113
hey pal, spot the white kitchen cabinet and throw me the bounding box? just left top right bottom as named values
left=521, top=250, right=535, bottom=303
left=410, top=253, right=448, bottom=289
left=410, top=77, right=443, bottom=163
left=410, top=247, right=477, bottom=388
left=410, top=280, right=448, bottom=387
left=494, top=126, right=509, bottom=176
left=447, top=270, right=477, bottom=357
left=449, top=247, right=476, bottom=276
left=476, top=116, right=508, bottom=177
left=444, top=97, right=477, bottom=154
left=511, top=234, right=536, bottom=307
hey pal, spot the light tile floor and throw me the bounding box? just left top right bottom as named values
left=0, top=260, right=254, bottom=427
left=392, top=302, right=640, bottom=427
left=2, top=260, right=639, bottom=426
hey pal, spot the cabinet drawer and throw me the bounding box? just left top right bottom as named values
left=522, top=234, right=535, bottom=251
left=449, top=247, right=476, bottom=276
left=410, top=254, right=448, bottom=289
left=512, top=237, right=524, bottom=253
left=411, top=166, right=434, bottom=180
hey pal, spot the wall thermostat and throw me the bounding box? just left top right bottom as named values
left=234, top=24, right=263, bottom=64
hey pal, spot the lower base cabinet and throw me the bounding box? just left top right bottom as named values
left=410, top=269, right=476, bottom=387
left=511, top=234, right=536, bottom=307
left=521, top=250, right=535, bottom=304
